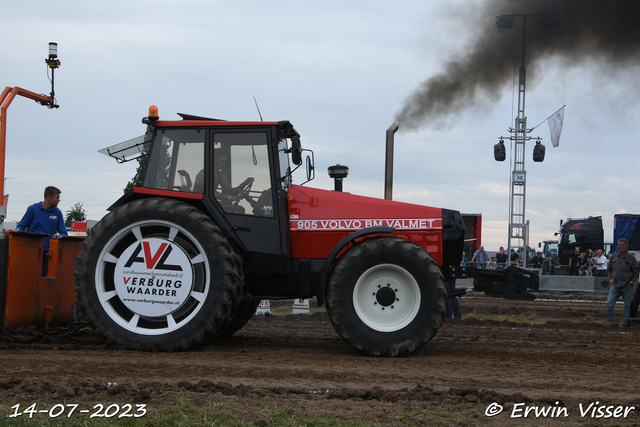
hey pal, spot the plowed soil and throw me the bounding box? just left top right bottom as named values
left=1, top=294, right=639, bottom=426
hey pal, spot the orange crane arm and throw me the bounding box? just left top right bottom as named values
left=0, top=87, right=54, bottom=213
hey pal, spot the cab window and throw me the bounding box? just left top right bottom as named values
left=212, top=132, right=273, bottom=217
left=144, top=129, right=204, bottom=193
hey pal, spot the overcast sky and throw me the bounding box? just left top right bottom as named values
left=1, top=1, right=638, bottom=251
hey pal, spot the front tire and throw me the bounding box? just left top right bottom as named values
left=326, top=237, right=447, bottom=357
left=75, top=198, right=243, bottom=351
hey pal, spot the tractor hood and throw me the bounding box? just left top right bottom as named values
left=288, top=185, right=443, bottom=232
left=287, top=185, right=464, bottom=267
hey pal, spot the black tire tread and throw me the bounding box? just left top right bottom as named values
left=75, top=197, right=243, bottom=351
left=218, top=299, right=260, bottom=337
left=326, top=236, right=447, bottom=357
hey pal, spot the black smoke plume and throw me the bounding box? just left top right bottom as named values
left=396, top=0, right=640, bottom=130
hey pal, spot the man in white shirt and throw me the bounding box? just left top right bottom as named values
left=594, top=249, right=608, bottom=277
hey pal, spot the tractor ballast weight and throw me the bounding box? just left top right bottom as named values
left=472, top=266, right=539, bottom=300
left=76, top=106, right=536, bottom=357
left=449, top=266, right=539, bottom=300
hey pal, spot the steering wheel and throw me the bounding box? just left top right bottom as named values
left=231, top=178, right=254, bottom=212
left=176, top=170, right=192, bottom=192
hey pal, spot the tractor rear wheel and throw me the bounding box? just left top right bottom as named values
left=74, top=198, right=243, bottom=351
left=218, top=299, right=260, bottom=337
left=326, top=236, right=446, bottom=357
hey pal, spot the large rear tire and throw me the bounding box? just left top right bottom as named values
left=219, top=299, right=260, bottom=337
left=326, top=237, right=446, bottom=357
left=75, top=198, right=243, bottom=351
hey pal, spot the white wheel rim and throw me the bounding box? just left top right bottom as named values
left=353, top=264, right=421, bottom=332
left=95, top=220, right=210, bottom=335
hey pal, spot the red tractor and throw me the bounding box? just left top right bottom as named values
left=75, top=106, right=536, bottom=357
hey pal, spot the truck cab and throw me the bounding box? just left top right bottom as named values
left=556, top=217, right=604, bottom=264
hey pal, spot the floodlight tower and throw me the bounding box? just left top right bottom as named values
left=494, top=15, right=548, bottom=267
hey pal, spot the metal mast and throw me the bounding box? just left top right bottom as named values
left=509, top=16, right=529, bottom=266
left=498, top=16, right=540, bottom=267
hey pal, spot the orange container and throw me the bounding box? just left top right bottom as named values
left=2, top=234, right=82, bottom=328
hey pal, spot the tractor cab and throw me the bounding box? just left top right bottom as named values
left=101, top=107, right=314, bottom=277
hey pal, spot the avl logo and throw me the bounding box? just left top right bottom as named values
left=124, top=241, right=183, bottom=271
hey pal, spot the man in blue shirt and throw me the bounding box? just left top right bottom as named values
left=9, top=186, right=68, bottom=276
left=471, top=246, right=490, bottom=269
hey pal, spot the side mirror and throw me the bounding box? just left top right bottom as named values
left=306, top=155, right=315, bottom=182
left=291, top=136, right=302, bottom=166
left=300, top=151, right=316, bottom=186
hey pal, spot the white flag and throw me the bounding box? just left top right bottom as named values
left=548, top=107, right=564, bottom=148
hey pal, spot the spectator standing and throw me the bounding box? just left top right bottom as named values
left=460, top=252, right=469, bottom=267
left=578, top=252, right=590, bottom=276
left=471, top=246, right=490, bottom=269
left=606, top=238, right=638, bottom=326
left=542, top=255, right=555, bottom=275
left=495, top=247, right=508, bottom=268
left=590, top=251, right=598, bottom=276
left=569, top=247, right=581, bottom=276
left=444, top=265, right=462, bottom=319
left=593, top=249, right=608, bottom=277
left=531, top=251, right=544, bottom=270
left=509, top=249, right=520, bottom=267
left=629, top=276, right=640, bottom=323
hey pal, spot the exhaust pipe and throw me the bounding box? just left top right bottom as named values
left=328, top=164, right=349, bottom=192
left=384, top=121, right=399, bottom=200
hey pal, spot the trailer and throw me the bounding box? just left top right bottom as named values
left=613, top=214, right=640, bottom=257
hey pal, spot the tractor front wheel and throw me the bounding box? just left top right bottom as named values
left=326, top=236, right=447, bottom=357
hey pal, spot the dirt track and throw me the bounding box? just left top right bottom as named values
left=1, top=294, right=639, bottom=426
